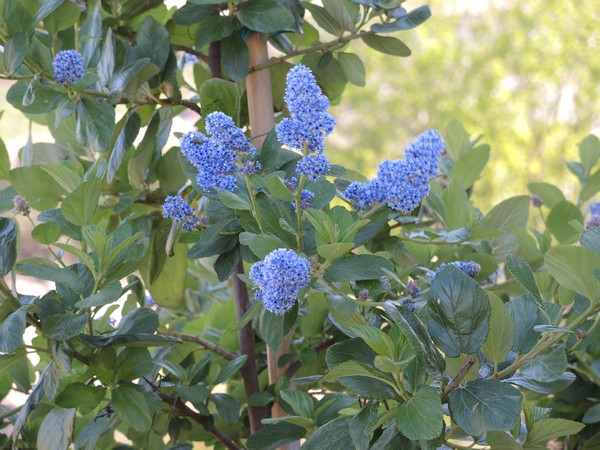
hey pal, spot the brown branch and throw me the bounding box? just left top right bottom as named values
left=161, top=332, right=236, bottom=361
left=285, top=338, right=336, bottom=378
left=156, top=391, right=244, bottom=450
left=173, top=44, right=209, bottom=65
left=441, top=357, right=476, bottom=402
left=232, top=262, right=270, bottom=432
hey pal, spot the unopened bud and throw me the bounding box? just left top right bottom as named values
left=530, top=194, right=543, bottom=208
left=358, top=289, right=369, bottom=300
left=13, top=195, right=30, bottom=216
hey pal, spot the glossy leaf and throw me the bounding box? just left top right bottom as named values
left=0, top=217, right=18, bottom=277
left=237, top=0, right=294, bottom=32
left=396, top=386, right=442, bottom=440
left=324, top=254, right=394, bottom=281
left=0, top=308, right=27, bottom=353
left=525, top=418, right=584, bottom=447
left=112, top=385, right=152, bottom=432
left=362, top=34, right=411, bottom=57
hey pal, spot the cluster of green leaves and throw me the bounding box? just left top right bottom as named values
left=0, top=0, right=599, bottom=449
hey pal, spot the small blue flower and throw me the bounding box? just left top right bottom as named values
left=180, top=112, right=255, bottom=192
left=430, top=261, right=481, bottom=281
left=249, top=249, right=312, bottom=315
left=586, top=215, right=600, bottom=229
left=345, top=179, right=385, bottom=210
left=405, top=279, right=419, bottom=299
left=240, top=160, right=261, bottom=175
left=403, top=129, right=445, bottom=178
left=292, top=189, right=314, bottom=211
left=296, top=153, right=330, bottom=181
left=163, top=195, right=199, bottom=231
left=53, top=50, right=84, bottom=85
left=108, top=317, right=117, bottom=327
left=276, top=65, right=335, bottom=154
left=376, top=159, right=430, bottom=213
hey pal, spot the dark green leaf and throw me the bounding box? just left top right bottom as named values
left=76, top=99, right=115, bottom=153
left=303, top=417, right=352, bottom=449
left=211, top=393, right=239, bottom=423
left=507, top=294, right=545, bottom=354
left=239, top=232, right=288, bottom=259
left=215, top=355, right=248, bottom=384
left=10, top=165, right=64, bottom=210
left=44, top=2, right=81, bottom=33
left=520, top=346, right=566, bottom=382
left=481, top=293, right=514, bottom=366
left=195, top=15, right=234, bottom=49
left=583, top=404, right=600, bottom=424
left=505, top=254, right=543, bottom=305
left=323, top=0, right=355, bottom=32
left=0, top=308, right=26, bottom=353
left=218, top=190, right=252, bottom=210
left=4, top=32, right=29, bottom=75
left=448, top=380, right=522, bottom=436
left=265, top=175, right=295, bottom=201
left=258, top=129, right=283, bottom=171
left=78, top=2, right=102, bottom=68
left=17, top=257, right=83, bottom=290
left=116, top=307, right=159, bottom=335
left=112, top=385, right=152, bottom=432
left=302, top=3, right=342, bottom=36
left=247, top=422, right=307, bottom=450
left=280, top=389, right=314, bottom=418
left=486, top=431, right=522, bottom=450
left=74, top=415, right=116, bottom=450
left=0, top=218, right=18, bottom=277
left=350, top=401, right=379, bottom=449
left=259, top=305, right=297, bottom=352
left=37, top=406, right=76, bottom=450
left=199, top=78, right=241, bottom=124
left=42, top=313, right=89, bottom=340
left=7, top=81, right=64, bottom=114
left=581, top=226, right=600, bottom=253
left=115, top=347, right=154, bottom=382
left=32, top=0, right=64, bottom=24
left=188, top=220, right=240, bottom=259
left=55, top=383, right=106, bottom=414
left=324, top=254, right=394, bottom=281
left=427, top=265, right=491, bottom=357
left=107, top=112, right=141, bottom=183
left=78, top=332, right=180, bottom=348
left=238, top=0, right=295, bottom=32
left=371, top=5, right=431, bottom=32
left=396, top=386, right=442, bottom=440
left=362, top=34, right=411, bottom=57
left=506, top=372, right=575, bottom=394
left=383, top=302, right=445, bottom=379
left=75, top=280, right=122, bottom=308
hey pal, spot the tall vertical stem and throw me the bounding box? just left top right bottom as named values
left=245, top=33, right=297, bottom=441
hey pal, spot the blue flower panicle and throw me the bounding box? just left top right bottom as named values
left=163, top=195, right=199, bottom=231
left=292, top=189, right=314, bottom=211
left=180, top=112, right=256, bottom=192
left=249, top=249, right=312, bottom=315
left=53, top=50, right=84, bottom=85
left=276, top=65, right=336, bottom=154
left=296, top=153, right=331, bottom=181
left=345, top=129, right=444, bottom=213
left=430, top=261, right=481, bottom=281
left=586, top=214, right=600, bottom=229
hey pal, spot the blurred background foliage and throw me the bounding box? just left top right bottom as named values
left=328, top=0, right=600, bottom=209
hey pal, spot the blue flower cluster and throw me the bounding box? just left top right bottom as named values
left=405, top=279, right=420, bottom=299
left=163, top=195, right=199, bottom=231
left=249, top=249, right=312, bottom=315
left=430, top=260, right=481, bottom=280
left=586, top=215, right=600, bottom=229
left=276, top=65, right=335, bottom=181
left=345, top=130, right=445, bottom=213
left=53, top=50, right=84, bottom=85
left=296, top=190, right=315, bottom=211
left=180, top=112, right=255, bottom=192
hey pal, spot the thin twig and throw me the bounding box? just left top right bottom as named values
left=0, top=405, right=23, bottom=422
left=161, top=332, right=236, bottom=361
left=441, top=357, right=476, bottom=402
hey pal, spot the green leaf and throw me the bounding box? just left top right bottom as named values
left=486, top=431, right=522, bottom=450
left=507, top=294, right=545, bottom=354
left=324, top=254, right=394, bottom=281
left=350, top=401, right=379, bottom=449
left=444, top=119, right=470, bottom=159
left=579, top=134, right=600, bottom=172
left=187, top=220, right=240, bottom=259
left=107, top=112, right=141, bottom=183
left=199, top=78, right=241, bottom=124
left=32, top=222, right=62, bottom=245
left=302, top=2, right=342, bottom=36
left=547, top=200, right=582, bottom=243
left=76, top=99, right=115, bottom=153
left=427, top=265, right=491, bottom=357
left=7, top=81, right=64, bottom=114
left=303, top=417, right=353, bottom=449
left=525, top=418, right=584, bottom=447
left=336, top=52, right=365, bottom=87
left=280, top=389, right=314, bottom=418
left=78, top=2, right=102, bottom=68
left=211, top=393, right=239, bottom=423
left=115, top=347, right=154, bottom=382
left=4, top=32, right=29, bottom=75
left=321, top=360, right=396, bottom=392
left=0, top=308, right=26, bottom=353
left=449, top=379, right=522, bottom=436
left=505, top=254, right=543, bottom=305
left=581, top=226, right=600, bottom=253
left=239, top=232, right=288, bottom=259
left=215, top=355, right=248, bottom=384
left=238, top=0, right=294, bottom=32
left=583, top=404, right=600, bottom=424
left=481, top=293, right=514, bottom=366
left=55, top=383, right=106, bottom=414
left=44, top=1, right=81, bottom=33
left=0, top=138, right=9, bottom=180
left=520, top=346, right=566, bottom=382
left=528, top=182, right=565, bottom=209
left=259, top=306, right=296, bottom=352
left=396, top=386, right=442, bottom=440
left=317, top=243, right=354, bottom=262
left=451, top=144, right=490, bottom=189
left=61, top=178, right=102, bottom=226
left=16, top=257, right=83, bottom=290
left=265, top=175, right=295, bottom=201
left=361, top=34, right=411, bottom=56
left=195, top=14, right=234, bottom=48
left=75, top=280, right=122, bottom=308
left=42, top=314, right=89, bottom=340
left=222, top=32, right=249, bottom=81
left=546, top=245, right=600, bottom=301
left=218, top=190, right=252, bottom=210
left=112, top=385, right=152, bottom=432
left=37, top=407, right=76, bottom=450
left=247, top=422, right=307, bottom=450
left=41, top=162, right=84, bottom=193
left=0, top=218, right=18, bottom=277
left=383, top=302, right=446, bottom=380
left=371, top=5, right=431, bottom=33
left=78, top=332, right=180, bottom=348
left=10, top=165, right=64, bottom=210
left=323, top=0, right=355, bottom=32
